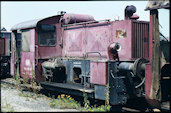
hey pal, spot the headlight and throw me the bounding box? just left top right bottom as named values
left=109, top=42, right=122, bottom=53
left=115, top=43, right=122, bottom=52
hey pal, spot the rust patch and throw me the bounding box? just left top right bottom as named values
left=116, top=30, right=126, bottom=38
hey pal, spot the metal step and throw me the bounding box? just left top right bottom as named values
left=40, top=81, right=94, bottom=98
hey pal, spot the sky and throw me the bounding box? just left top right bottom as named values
left=1, top=1, right=170, bottom=38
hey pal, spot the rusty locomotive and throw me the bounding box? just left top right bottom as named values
left=7, top=5, right=170, bottom=108
left=0, top=31, right=11, bottom=78
left=0, top=30, right=21, bottom=78
left=0, top=31, right=21, bottom=78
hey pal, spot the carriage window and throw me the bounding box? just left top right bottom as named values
left=22, top=30, right=30, bottom=52
left=38, top=24, right=56, bottom=46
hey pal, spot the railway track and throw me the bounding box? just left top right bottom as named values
left=1, top=77, right=170, bottom=112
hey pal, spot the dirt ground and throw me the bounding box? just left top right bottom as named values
left=1, top=78, right=81, bottom=112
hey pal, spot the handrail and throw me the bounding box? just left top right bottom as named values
left=35, top=45, right=38, bottom=66
left=84, top=51, right=102, bottom=60
left=62, top=19, right=110, bottom=27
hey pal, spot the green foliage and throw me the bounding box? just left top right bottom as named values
left=49, top=95, right=57, bottom=108
left=23, top=71, right=29, bottom=84
left=19, top=67, right=40, bottom=100
left=49, top=94, right=81, bottom=110
left=15, top=63, right=21, bottom=89
left=83, top=84, right=111, bottom=112
left=105, top=83, right=110, bottom=106
left=83, top=91, right=90, bottom=110
left=87, top=105, right=111, bottom=112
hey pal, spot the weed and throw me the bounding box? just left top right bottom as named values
left=20, top=66, right=41, bottom=100
left=104, top=83, right=111, bottom=111
left=49, top=94, right=81, bottom=110
left=14, top=63, right=21, bottom=90
left=83, top=84, right=111, bottom=112
left=83, top=91, right=90, bottom=110
left=87, top=104, right=111, bottom=112
left=49, top=95, right=57, bottom=108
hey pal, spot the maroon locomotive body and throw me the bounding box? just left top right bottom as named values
left=10, top=5, right=170, bottom=108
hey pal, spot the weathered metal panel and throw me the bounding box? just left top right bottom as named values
left=20, top=29, right=35, bottom=78
left=11, top=19, right=42, bottom=31
left=94, top=85, right=106, bottom=100
left=90, top=61, right=107, bottom=85
left=108, top=61, right=128, bottom=105
left=62, top=27, right=85, bottom=58
left=132, top=21, right=149, bottom=59
left=62, top=22, right=111, bottom=59
left=112, top=20, right=132, bottom=60
left=20, top=52, right=35, bottom=78
left=0, top=38, right=5, bottom=55
left=35, top=60, right=46, bottom=82
left=11, top=15, right=61, bottom=31
left=38, top=15, right=61, bottom=25
left=145, top=64, right=153, bottom=100
left=145, top=63, right=160, bottom=107
left=85, top=24, right=111, bottom=59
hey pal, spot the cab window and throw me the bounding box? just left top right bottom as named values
left=37, top=24, right=56, bottom=46
left=21, top=29, right=30, bottom=52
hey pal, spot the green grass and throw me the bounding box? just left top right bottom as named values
left=86, top=104, right=111, bottom=112
left=48, top=93, right=111, bottom=112
left=49, top=94, right=81, bottom=110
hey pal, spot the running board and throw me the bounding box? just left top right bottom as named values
left=40, top=82, right=94, bottom=98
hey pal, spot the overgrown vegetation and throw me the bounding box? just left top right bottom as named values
left=17, top=66, right=41, bottom=100
left=15, top=63, right=21, bottom=90
left=83, top=91, right=90, bottom=110
left=49, top=94, right=81, bottom=110
left=83, top=84, right=111, bottom=112
left=13, top=65, right=111, bottom=112
left=48, top=84, right=111, bottom=112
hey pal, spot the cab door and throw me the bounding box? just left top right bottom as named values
left=20, top=29, right=35, bottom=79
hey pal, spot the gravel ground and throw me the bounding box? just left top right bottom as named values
left=1, top=79, right=81, bottom=112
